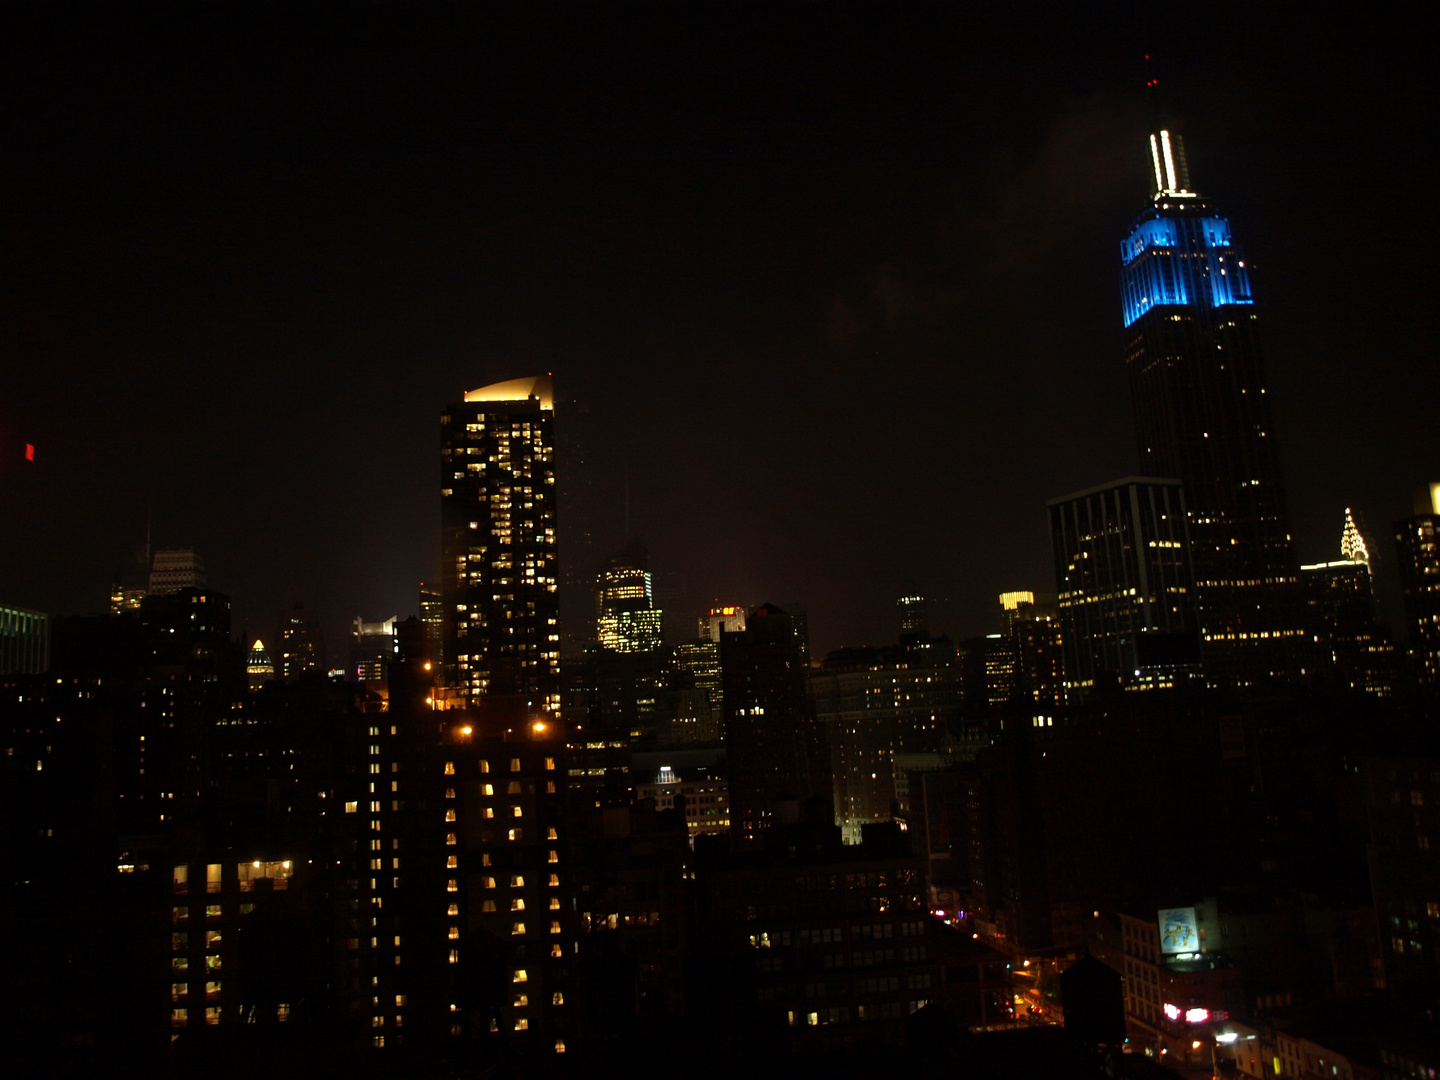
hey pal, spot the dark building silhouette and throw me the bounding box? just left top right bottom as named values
left=1049, top=478, right=1200, bottom=698
left=721, top=604, right=831, bottom=843
left=810, top=636, right=958, bottom=840
left=1394, top=484, right=1440, bottom=687
left=0, top=602, right=49, bottom=674
left=1120, top=128, right=1302, bottom=688
left=275, top=602, right=324, bottom=682
left=440, top=376, right=560, bottom=719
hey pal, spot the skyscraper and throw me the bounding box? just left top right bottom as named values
left=440, top=376, right=560, bottom=719
left=594, top=542, right=663, bottom=653
left=1120, top=128, right=1302, bottom=687
left=1049, top=477, right=1201, bottom=697
left=1300, top=508, right=1395, bottom=696
left=148, top=548, right=206, bottom=595
left=1394, top=483, right=1440, bottom=687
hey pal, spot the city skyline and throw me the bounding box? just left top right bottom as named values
left=2, top=6, right=1435, bottom=659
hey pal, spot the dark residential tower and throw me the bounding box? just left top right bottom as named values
left=440, top=377, right=561, bottom=719
left=1120, top=128, right=1301, bottom=687
left=721, top=603, right=831, bottom=843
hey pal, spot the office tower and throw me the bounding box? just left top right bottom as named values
left=0, top=603, right=49, bottom=675
left=1049, top=477, right=1201, bottom=698
left=595, top=542, right=663, bottom=653
left=440, top=377, right=560, bottom=719
left=1000, top=593, right=1065, bottom=706
left=897, top=585, right=928, bottom=636
left=351, top=616, right=397, bottom=683
left=276, top=602, right=324, bottom=682
left=148, top=549, right=207, bottom=595
left=1394, top=483, right=1440, bottom=686
left=1301, top=509, right=1395, bottom=695
left=1121, top=128, right=1301, bottom=687
left=698, top=605, right=745, bottom=641
left=108, top=586, right=145, bottom=615
left=671, top=639, right=723, bottom=740
left=720, top=603, right=830, bottom=842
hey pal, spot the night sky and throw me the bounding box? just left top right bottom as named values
left=3, top=4, right=1435, bottom=659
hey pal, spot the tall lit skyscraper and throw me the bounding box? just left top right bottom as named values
left=1120, top=128, right=1301, bottom=687
left=440, top=376, right=560, bottom=718
left=595, top=542, right=663, bottom=653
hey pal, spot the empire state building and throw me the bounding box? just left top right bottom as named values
left=1120, top=129, right=1303, bottom=687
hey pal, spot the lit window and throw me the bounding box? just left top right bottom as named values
left=510, top=875, right=525, bottom=888
left=446, top=856, right=458, bottom=869
left=549, top=874, right=560, bottom=887
left=171, top=982, right=188, bottom=1001
left=171, top=1008, right=187, bottom=1028
left=548, top=850, right=558, bottom=864
left=514, top=1018, right=528, bottom=1031
left=483, top=784, right=494, bottom=796
left=545, top=757, right=555, bottom=771
left=508, top=829, right=523, bottom=841
left=549, top=921, right=561, bottom=934
left=444, top=763, right=455, bottom=775
left=448, top=926, right=460, bottom=940
left=511, top=899, right=525, bottom=912
left=550, top=943, right=563, bottom=958
left=482, top=900, right=496, bottom=913
left=483, top=876, right=495, bottom=889
left=479, top=760, right=490, bottom=774
left=512, top=922, right=526, bottom=935
left=447, top=879, right=458, bottom=893
left=513, top=993, right=529, bottom=1007
left=549, top=897, right=561, bottom=910
left=547, top=827, right=558, bottom=840
left=483, top=808, right=494, bottom=819
left=446, top=833, right=458, bottom=846
left=510, top=759, right=521, bottom=772
left=512, top=806, right=523, bottom=818
left=205, top=1007, right=220, bottom=1025
left=512, top=969, right=528, bottom=983
left=552, top=992, right=564, bottom=1005
left=448, top=949, right=459, bottom=964
left=447, top=903, right=459, bottom=916
left=445, top=809, right=457, bottom=822
left=554, top=1039, right=566, bottom=1053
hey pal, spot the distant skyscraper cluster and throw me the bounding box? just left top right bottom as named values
left=4, top=115, right=1439, bottom=1079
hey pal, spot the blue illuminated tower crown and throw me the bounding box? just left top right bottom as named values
left=1118, top=127, right=1302, bottom=689
left=1120, top=129, right=1254, bottom=328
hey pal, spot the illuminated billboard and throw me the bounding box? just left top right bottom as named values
left=1158, top=907, right=1199, bottom=955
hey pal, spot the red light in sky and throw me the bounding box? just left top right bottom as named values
left=25, top=443, right=34, bottom=461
